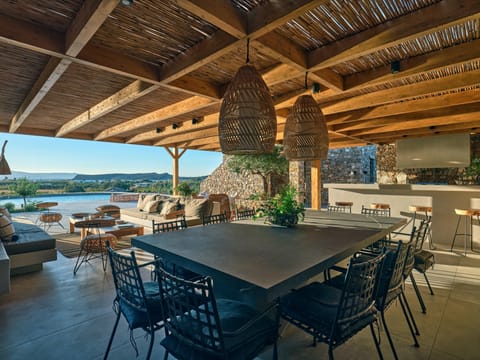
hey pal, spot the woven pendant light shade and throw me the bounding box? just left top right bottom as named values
left=0, top=141, right=11, bottom=175
left=283, top=95, right=329, bottom=161
left=219, top=64, right=277, bottom=155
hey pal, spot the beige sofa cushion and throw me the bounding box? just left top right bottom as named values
left=0, top=207, right=11, bottom=220
left=0, top=214, right=15, bottom=242
left=184, top=198, right=211, bottom=218
left=160, top=199, right=179, bottom=217
left=143, top=199, right=161, bottom=213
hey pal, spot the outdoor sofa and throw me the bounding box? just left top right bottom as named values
left=120, top=193, right=231, bottom=228
left=0, top=219, right=57, bottom=295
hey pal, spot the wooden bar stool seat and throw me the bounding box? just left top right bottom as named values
left=450, top=208, right=480, bottom=256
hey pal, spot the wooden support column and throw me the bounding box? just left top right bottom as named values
left=164, top=146, right=187, bottom=195
left=311, top=160, right=321, bottom=210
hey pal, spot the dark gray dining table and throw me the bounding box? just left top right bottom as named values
left=132, top=209, right=406, bottom=308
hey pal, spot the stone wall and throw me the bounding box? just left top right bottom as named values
left=199, top=155, right=264, bottom=198
left=199, top=155, right=288, bottom=201
left=377, top=135, right=480, bottom=184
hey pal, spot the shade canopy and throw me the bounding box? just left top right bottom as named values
left=218, top=64, right=277, bottom=155
left=283, top=95, right=329, bottom=161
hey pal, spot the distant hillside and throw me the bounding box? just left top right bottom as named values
left=6, top=171, right=77, bottom=180
left=73, top=172, right=206, bottom=181
left=3, top=171, right=206, bottom=181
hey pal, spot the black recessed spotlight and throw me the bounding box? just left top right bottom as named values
left=391, top=60, right=400, bottom=74
left=192, top=118, right=199, bottom=125
left=156, top=128, right=164, bottom=133
left=172, top=123, right=179, bottom=130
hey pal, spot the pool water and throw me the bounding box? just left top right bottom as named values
left=0, top=193, right=114, bottom=208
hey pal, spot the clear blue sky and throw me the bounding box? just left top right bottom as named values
left=1, top=133, right=223, bottom=177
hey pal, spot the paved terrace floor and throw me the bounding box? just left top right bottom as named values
left=1, top=202, right=480, bottom=359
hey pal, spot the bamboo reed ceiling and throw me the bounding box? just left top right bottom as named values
left=0, top=0, right=479, bottom=150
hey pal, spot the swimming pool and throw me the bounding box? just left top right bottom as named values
left=0, top=193, right=115, bottom=208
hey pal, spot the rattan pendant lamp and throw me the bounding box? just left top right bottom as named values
left=0, top=140, right=11, bottom=175
left=283, top=74, right=329, bottom=161
left=218, top=39, right=276, bottom=154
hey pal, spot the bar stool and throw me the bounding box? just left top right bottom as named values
left=409, top=205, right=433, bottom=249
left=450, top=208, right=480, bottom=256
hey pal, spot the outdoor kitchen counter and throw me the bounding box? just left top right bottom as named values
left=324, top=183, right=480, bottom=247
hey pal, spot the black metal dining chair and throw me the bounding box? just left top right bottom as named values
left=151, top=217, right=198, bottom=281
left=152, top=217, right=187, bottom=233
left=104, top=242, right=165, bottom=360
left=235, top=207, right=256, bottom=220
left=202, top=211, right=229, bottom=225
left=157, top=266, right=279, bottom=360
left=361, top=205, right=391, bottom=217
left=279, top=252, right=386, bottom=360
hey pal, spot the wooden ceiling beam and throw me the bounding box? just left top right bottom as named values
left=56, top=80, right=159, bottom=137
left=160, top=1, right=328, bottom=84
left=95, top=96, right=215, bottom=140
left=9, top=0, right=119, bottom=133
left=174, top=0, right=246, bottom=38
left=360, top=122, right=480, bottom=142
left=345, top=40, right=480, bottom=91
left=247, top=1, right=328, bottom=37
left=308, top=0, right=480, bottom=70
left=321, top=69, right=480, bottom=114
left=327, top=88, right=480, bottom=127
left=346, top=109, right=480, bottom=137
left=261, top=64, right=302, bottom=86
left=155, top=127, right=219, bottom=147
left=254, top=32, right=307, bottom=69
left=127, top=114, right=219, bottom=143
left=0, top=13, right=222, bottom=100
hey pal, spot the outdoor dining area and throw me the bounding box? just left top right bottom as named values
left=1, top=0, right=480, bottom=359
left=1, top=201, right=479, bottom=359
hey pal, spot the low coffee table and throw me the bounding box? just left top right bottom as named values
left=85, top=223, right=144, bottom=239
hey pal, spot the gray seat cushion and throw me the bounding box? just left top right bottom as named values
left=3, top=222, right=55, bottom=255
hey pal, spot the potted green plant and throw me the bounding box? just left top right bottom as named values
left=255, top=185, right=305, bottom=227
left=175, top=182, right=194, bottom=197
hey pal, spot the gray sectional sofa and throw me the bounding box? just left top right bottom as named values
left=0, top=222, right=57, bottom=295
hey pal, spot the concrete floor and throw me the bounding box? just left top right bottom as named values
left=1, top=209, right=480, bottom=359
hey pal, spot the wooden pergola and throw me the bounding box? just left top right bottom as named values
left=0, top=0, right=479, bottom=204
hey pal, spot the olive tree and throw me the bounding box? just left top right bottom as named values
left=9, top=178, right=39, bottom=209
left=227, top=145, right=288, bottom=197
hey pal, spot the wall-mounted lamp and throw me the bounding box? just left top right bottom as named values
left=391, top=60, right=400, bottom=74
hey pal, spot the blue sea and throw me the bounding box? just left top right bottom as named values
left=0, top=193, right=114, bottom=208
